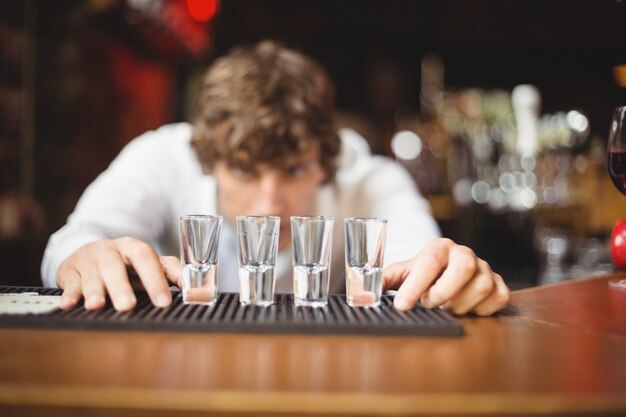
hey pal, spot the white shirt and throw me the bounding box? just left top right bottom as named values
left=41, top=123, right=440, bottom=293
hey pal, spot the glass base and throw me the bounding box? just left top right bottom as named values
left=182, top=288, right=217, bottom=305
left=608, top=279, right=626, bottom=290
left=182, top=299, right=217, bottom=306
left=347, top=300, right=381, bottom=308
left=240, top=300, right=274, bottom=307
left=294, top=299, right=328, bottom=308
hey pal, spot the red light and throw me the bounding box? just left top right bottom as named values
left=187, top=0, right=218, bottom=22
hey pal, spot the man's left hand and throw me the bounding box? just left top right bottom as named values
left=383, top=238, right=510, bottom=315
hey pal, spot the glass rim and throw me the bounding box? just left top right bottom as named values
left=179, top=214, right=223, bottom=221
left=290, top=215, right=334, bottom=221
left=344, top=217, right=388, bottom=223
left=236, top=215, right=281, bottom=221
left=236, top=215, right=281, bottom=235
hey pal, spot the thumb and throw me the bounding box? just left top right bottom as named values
left=160, top=256, right=183, bottom=288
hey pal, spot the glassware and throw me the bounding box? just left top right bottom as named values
left=236, top=215, right=280, bottom=306
left=344, top=217, right=387, bottom=307
left=290, top=216, right=334, bottom=307
left=179, top=214, right=223, bottom=304
left=606, top=105, right=626, bottom=289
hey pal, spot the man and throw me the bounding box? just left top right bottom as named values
left=42, top=41, right=509, bottom=315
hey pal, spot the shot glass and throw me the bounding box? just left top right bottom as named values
left=291, top=216, right=334, bottom=307
left=236, top=215, right=280, bottom=306
left=344, top=217, right=387, bottom=307
left=179, top=214, right=223, bottom=305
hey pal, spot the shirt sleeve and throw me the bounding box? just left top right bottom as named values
left=40, top=128, right=178, bottom=287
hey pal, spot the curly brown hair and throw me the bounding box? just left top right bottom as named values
left=190, top=40, right=341, bottom=182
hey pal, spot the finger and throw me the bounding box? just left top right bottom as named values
left=82, top=281, right=106, bottom=309
left=472, top=273, right=510, bottom=316
left=97, top=248, right=137, bottom=312
left=57, top=267, right=82, bottom=310
left=77, top=262, right=107, bottom=310
left=418, top=245, right=478, bottom=309
left=446, top=260, right=496, bottom=315
left=390, top=239, right=453, bottom=311
left=160, top=256, right=184, bottom=288
left=115, top=238, right=171, bottom=308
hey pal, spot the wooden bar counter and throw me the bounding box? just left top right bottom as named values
left=1, top=274, right=625, bottom=416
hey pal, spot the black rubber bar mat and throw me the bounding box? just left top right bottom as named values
left=0, top=286, right=463, bottom=337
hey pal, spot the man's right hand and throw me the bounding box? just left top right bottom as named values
left=56, top=237, right=183, bottom=312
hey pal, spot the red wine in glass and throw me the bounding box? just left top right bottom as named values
left=608, top=150, right=626, bottom=196
left=607, top=106, right=626, bottom=289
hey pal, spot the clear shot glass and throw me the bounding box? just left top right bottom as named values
left=290, top=216, right=334, bottom=307
left=344, top=217, right=387, bottom=307
left=236, top=215, right=280, bottom=306
left=179, top=214, right=223, bottom=305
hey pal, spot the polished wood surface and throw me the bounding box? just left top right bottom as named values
left=1, top=274, right=625, bottom=416
left=503, top=274, right=626, bottom=335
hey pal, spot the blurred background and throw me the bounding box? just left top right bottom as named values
left=1, top=0, right=625, bottom=289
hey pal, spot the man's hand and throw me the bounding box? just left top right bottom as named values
left=56, top=237, right=183, bottom=312
left=384, top=238, right=510, bottom=316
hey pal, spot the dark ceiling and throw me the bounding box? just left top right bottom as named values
left=212, top=0, right=626, bottom=135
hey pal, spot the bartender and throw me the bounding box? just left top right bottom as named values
left=41, top=40, right=510, bottom=315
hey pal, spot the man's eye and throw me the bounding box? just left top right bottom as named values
left=231, top=167, right=256, bottom=179
left=285, top=164, right=306, bottom=178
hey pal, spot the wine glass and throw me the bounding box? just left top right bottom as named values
left=607, top=105, right=626, bottom=289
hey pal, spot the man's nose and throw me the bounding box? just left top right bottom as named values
left=253, top=174, right=285, bottom=215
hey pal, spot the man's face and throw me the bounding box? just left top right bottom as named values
left=214, top=146, right=326, bottom=250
